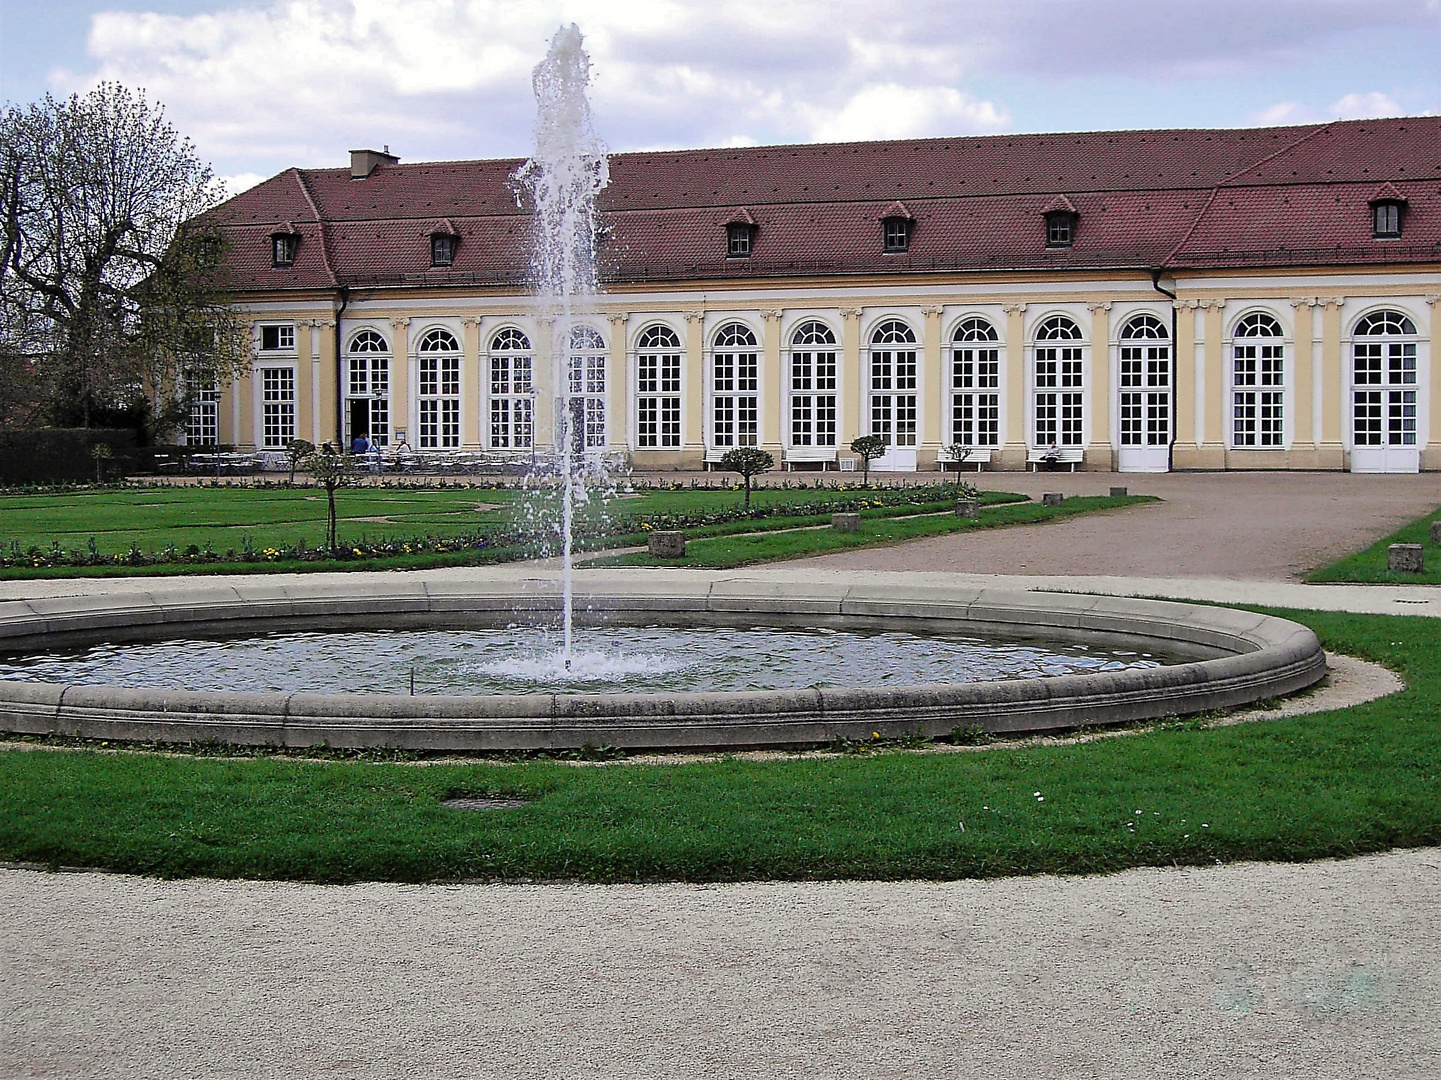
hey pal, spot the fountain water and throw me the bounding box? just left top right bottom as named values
left=513, top=25, right=610, bottom=671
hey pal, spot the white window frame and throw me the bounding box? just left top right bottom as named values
left=567, top=325, right=608, bottom=451
left=259, top=365, right=296, bottom=448
left=1350, top=310, right=1419, bottom=450
left=867, top=319, right=919, bottom=448
left=950, top=316, right=1001, bottom=449
left=787, top=320, right=838, bottom=449
left=182, top=369, right=220, bottom=446
left=416, top=328, right=462, bottom=449
left=1229, top=312, right=1286, bottom=450
left=1031, top=314, right=1085, bottom=448
left=488, top=327, right=534, bottom=450
left=1117, top=313, right=1171, bottom=450
left=344, top=328, right=391, bottom=447
left=635, top=325, right=683, bottom=449
left=709, top=322, right=759, bottom=451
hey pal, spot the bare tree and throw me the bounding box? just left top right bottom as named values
left=849, top=435, right=887, bottom=487
left=304, top=446, right=357, bottom=554
left=718, top=447, right=774, bottom=509
left=0, top=83, right=249, bottom=440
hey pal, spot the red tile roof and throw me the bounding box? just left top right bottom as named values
left=207, top=117, right=1441, bottom=293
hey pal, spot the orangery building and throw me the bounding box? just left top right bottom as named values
left=205, top=117, right=1440, bottom=473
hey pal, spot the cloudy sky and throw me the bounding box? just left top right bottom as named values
left=3, top=0, right=1438, bottom=196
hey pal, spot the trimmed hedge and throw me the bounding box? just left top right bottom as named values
left=0, top=428, right=136, bottom=484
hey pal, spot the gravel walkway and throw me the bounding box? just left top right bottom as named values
left=4, top=473, right=1441, bottom=1078
left=5, top=849, right=1439, bottom=1079
left=798, top=470, right=1441, bottom=579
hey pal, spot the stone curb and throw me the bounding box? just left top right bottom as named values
left=0, top=576, right=1326, bottom=751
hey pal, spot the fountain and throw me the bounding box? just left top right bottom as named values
left=513, top=24, right=610, bottom=671
left=0, top=30, right=1327, bottom=752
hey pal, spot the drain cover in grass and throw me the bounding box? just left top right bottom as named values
left=442, top=796, right=531, bottom=811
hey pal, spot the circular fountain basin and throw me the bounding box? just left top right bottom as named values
left=0, top=573, right=1326, bottom=751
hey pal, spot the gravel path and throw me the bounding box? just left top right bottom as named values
left=5, top=473, right=1441, bottom=1078
left=5, top=848, right=1439, bottom=1079
left=797, top=471, right=1441, bottom=579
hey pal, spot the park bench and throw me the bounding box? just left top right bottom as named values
left=1027, top=446, right=1083, bottom=472
left=937, top=447, right=993, bottom=473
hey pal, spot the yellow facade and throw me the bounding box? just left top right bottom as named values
left=217, top=266, right=1438, bottom=474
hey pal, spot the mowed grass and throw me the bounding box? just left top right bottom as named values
left=0, top=484, right=956, bottom=573
left=593, top=495, right=1152, bottom=569
left=1308, top=505, right=1441, bottom=584
left=0, top=608, right=1435, bottom=884
left=0, top=486, right=522, bottom=555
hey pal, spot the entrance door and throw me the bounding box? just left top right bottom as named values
left=347, top=399, right=371, bottom=451
left=1351, top=390, right=1419, bottom=472
left=1350, top=311, right=1420, bottom=473
left=1116, top=323, right=1171, bottom=472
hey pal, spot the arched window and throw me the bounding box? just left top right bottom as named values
left=1036, top=315, right=1082, bottom=340
left=349, top=329, right=388, bottom=352
left=417, top=328, right=460, bottom=353
left=789, top=321, right=837, bottom=450
left=951, top=318, right=1000, bottom=449
left=1033, top=316, right=1083, bottom=447
left=566, top=325, right=607, bottom=451
left=1118, top=314, right=1170, bottom=451
left=1232, top=313, right=1285, bottom=448
left=489, top=328, right=532, bottom=449
left=868, top=320, right=918, bottom=452
left=345, top=329, right=390, bottom=448
left=636, top=325, right=682, bottom=448
left=416, top=328, right=461, bottom=449
left=1352, top=310, right=1418, bottom=454
left=711, top=323, right=759, bottom=451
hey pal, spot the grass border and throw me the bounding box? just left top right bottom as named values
left=0, top=605, right=1435, bottom=885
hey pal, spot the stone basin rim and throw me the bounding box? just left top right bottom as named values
left=0, top=577, right=1327, bottom=751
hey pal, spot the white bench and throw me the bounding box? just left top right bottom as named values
left=784, top=446, right=839, bottom=471
left=1027, top=447, right=1084, bottom=472
left=937, top=448, right=993, bottom=472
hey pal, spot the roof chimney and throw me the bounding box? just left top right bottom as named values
left=350, top=147, right=399, bottom=179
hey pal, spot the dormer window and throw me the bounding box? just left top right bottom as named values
left=431, top=233, right=457, bottom=267
left=270, top=232, right=298, bottom=268
left=727, top=223, right=753, bottom=258
left=723, top=209, right=757, bottom=259
left=1368, top=184, right=1407, bottom=240
left=1041, top=195, right=1079, bottom=249
left=1373, top=201, right=1402, bottom=238
left=883, top=217, right=910, bottom=253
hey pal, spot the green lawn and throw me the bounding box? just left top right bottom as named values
left=1, top=607, right=1435, bottom=884
left=1307, top=505, right=1441, bottom=583
left=593, top=495, right=1151, bottom=569
left=0, top=482, right=1049, bottom=577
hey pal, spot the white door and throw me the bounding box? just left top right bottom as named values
left=1350, top=323, right=1420, bottom=474
left=1116, top=343, right=1170, bottom=472
left=1351, top=389, right=1419, bottom=473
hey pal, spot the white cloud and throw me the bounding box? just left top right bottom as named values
left=1253, top=90, right=1416, bottom=126
left=1331, top=91, right=1404, bottom=119
left=809, top=84, right=1007, bottom=143
left=218, top=172, right=267, bottom=197
left=46, top=0, right=1440, bottom=180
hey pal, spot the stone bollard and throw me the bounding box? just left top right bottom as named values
left=1110, top=486, right=1128, bottom=498
left=1430, top=520, right=1441, bottom=545
left=648, top=530, right=687, bottom=558
left=955, top=499, right=979, bottom=519
left=831, top=512, right=862, bottom=532
left=1042, top=492, right=1064, bottom=507
left=1389, top=543, right=1424, bottom=573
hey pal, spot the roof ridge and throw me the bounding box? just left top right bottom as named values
left=1217, top=123, right=1331, bottom=187
left=1163, top=186, right=1223, bottom=267
left=293, top=169, right=338, bottom=286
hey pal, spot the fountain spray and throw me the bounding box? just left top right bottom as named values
left=515, top=24, right=609, bottom=671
